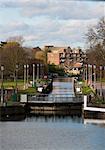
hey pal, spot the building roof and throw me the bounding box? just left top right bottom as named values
left=73, top=62, right=82, bottom=68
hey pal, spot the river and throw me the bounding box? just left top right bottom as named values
left=0, top=78, right=105, bottom=150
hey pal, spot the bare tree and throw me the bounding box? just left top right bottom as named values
left=86, top=17, right=105, bottom=66
left=86, top=17, right=105, bottom=47
left=35, top=51, right=46, bottom=63
left=7, top=36, right=24, bottom=45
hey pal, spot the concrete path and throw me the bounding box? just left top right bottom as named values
left=96, top=82, right=105, bottom=98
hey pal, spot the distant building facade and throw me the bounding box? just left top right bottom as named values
left=47, top=46, right=86, bottom=74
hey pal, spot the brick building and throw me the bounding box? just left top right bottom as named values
left=47, top=45, right=86, bottom=74
left=47, top=46, right=71, bottom=65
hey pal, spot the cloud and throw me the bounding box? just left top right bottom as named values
left=0, top=0, right=104, bottom=19
left=22, top=18, right=98, bottom=47
left=20, top=1, right=104, bottom=20
left=0, top=21, right=29, bottom=34
left=0, top=0, right=48, bottom=8
left=0, top=0, right=104, bottom=48
left=0, top=16, right=99, bottom=48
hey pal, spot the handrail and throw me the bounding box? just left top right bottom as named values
left=28, top=93, right=75, bottom=97
left=28, top=94, right=82, bottom=103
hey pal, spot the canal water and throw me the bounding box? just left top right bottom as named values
left=0, top=78, right=105, bottom=150
left=49, top=78, right=74, bottom=95
left=48, top=77, right=74, bottom=100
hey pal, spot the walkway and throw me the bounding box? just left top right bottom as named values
left=96, top=82, right=105, bottom=98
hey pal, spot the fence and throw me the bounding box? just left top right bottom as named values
left=27, top=94, right=83, bottom=103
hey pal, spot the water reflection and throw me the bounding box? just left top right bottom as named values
left=25, top=113, right=82, bottom=124
left=0, top=114, right=26, bottom=121
left=0, top=77, right=105, bottom=150
left=50, top=78, right=74, bottom=95
left=84, top=119, right=105, bottom=127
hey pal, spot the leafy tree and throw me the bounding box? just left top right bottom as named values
left=1, top=42, right=28, bottom=79
left=48, top=64, right=65, bottom=76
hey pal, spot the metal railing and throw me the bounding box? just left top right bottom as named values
left=28, top=94, right=83, bottom=103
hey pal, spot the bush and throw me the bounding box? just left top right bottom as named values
left=82, top=86, right=92, bottom=95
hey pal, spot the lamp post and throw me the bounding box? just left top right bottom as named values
left=88, top=64, right=93, bottom=87
left=26, top=64, right=29, bottom=88
left=1, top=65, right=4, bottom=105
left=24, top=65, right=26, bottom=90
left=88, top=64, right=92, bottom=86
left=90, top=65, right=93, bottom=87
left=93, top=65, right=96, bottom=90
left=83, top=65, right=85, bottom=81
left=37, top=64, right=39, bottom=79
left=13, top=64, right=18, bottom=102
left=88, top=64, right=90, bottom=85
left=40, top=64, right=43, bottom=79
left=85, top=64, right=88, bottom=84
left=104, top=66, right=105, bottom=79
left=33, top=64, right=35, bottom=87
left=100, top=65, right=102, bottom=97
left=15, top=64, right=18, bottom=94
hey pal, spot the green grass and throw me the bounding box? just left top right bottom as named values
left=6, top=101, right=17, bottom=106
left=18, top=87, right=37, bottom=94
left=95, top=99, right=105, bottom=104
left=0, top=80, right=24, bottom=90
left=96, top=78, right=105, bottom=82
left=0, top=80, right=37, bottom=99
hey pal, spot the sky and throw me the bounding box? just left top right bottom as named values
left=0, top=0, right=104, bottom=49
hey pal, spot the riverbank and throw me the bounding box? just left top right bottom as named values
left=74, top=79, right=105, bottom=119
left=0, top=104, right=26, bottom=121
left=0, top=78, right=53, bottom=120
left=1, top=77, right=105, bottom=121
left=0, top=77, right=80, bottom=121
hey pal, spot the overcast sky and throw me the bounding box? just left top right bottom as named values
left=0, top=0, right=104, bottom=49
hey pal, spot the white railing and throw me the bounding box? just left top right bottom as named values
left=83, top=95, right=105, bottom=113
